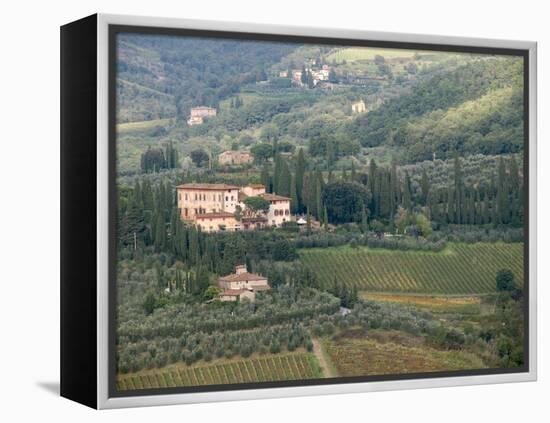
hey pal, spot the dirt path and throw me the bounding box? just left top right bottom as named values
left=312, top=338, right=336, bottom=378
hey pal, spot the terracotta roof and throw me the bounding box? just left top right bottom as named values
left=195, top=212, right=236, bottom=219
left=260, top=193, right=291, bottom=202
left=219, top=272, right=268, bottom=282
left=176, top=183, right=240, bottom=190
left=246, top=184, right=265, bottom=189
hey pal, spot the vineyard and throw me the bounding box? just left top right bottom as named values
left=324, top=331, right=487, bottom=377
left=116, top=353, right=322, bottom=391
left=300, top=242, right=524, bottom=294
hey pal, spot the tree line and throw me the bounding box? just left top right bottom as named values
left=258, top=149, right=523, bottom=231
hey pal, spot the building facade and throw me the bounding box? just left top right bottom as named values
left=187, top=106, right=217, bottom=126
left=194, top=212, right=239, bottom=233
left=218, top=265, right=270, bottom=291
left=218, top=150, right=253, bottom=165
left=351, top=100, right=367, bottom=114
left=176, top=183, right=291, bottom=232
left=176, top=183, right=240, bottom=220
left=261, top=193, right=292, bottom=226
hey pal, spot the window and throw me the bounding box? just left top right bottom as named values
left=231, top=196, right=234, bottom=201
left=274, top=210, right=278, bottom=216
left=285, top=210, right=289, bottom=216
left=184, top=208, right=188, bottom=217
left=226, top=196, right=229, bottom=201
left=185, top=193, right=188, bottom=201
left=194, top=193, right=197, bottom=201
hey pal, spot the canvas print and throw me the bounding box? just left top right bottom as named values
left=114, top=31, right=526, bottom=392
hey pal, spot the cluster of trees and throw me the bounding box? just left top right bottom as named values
left=118, top=179, right=304, bottom=295
left=427, top=155, right=523, bottom=227
left=255, top=148, right=523, bottom=233
left=349, top=57, right=523, bottom=160
left=140, top=142, right=179, bottom=173
left=117, top=33, right=295, bottom=123
left=118, top=322, right=313, bottom=373
left=117, top=281, right=340, bottom=366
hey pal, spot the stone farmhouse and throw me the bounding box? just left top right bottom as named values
left=217, top=264, right=270, bottom=302
left=218, top=150, right=253, bottom=166
left=351, top=100, right=367, bottom=114
left=187, top=106, right=217, bottom=126
left=176, top=183, right=292, bottom=232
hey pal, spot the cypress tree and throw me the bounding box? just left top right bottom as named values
left=379, top=170, right=391, bottom=218
left=453, top=154, right=464, bottom=224
left=302, top=172, right=311, bottom=215
left=447, top=187, right=454, bottom=224
left=403, top=172, right=412, bottom=210
left=154, top=212, right=166, bottom=252
left=278, top=159, right=291, bottom=196
left=315, top=174, right=322, bottom=220
left=261, top=162, right=271, bottom=192
left=361, top=205, right=369, bottom=233
left=273, top=154, right=282, bottom=194
left=420, top=169, right=430, bottom=205
left=497, top=157, right=509, bottom=224
left=295, top=148, right=307, bottom=210
left=169, top=208, right=179, bottom=254
left=323, top=206, right=329, bottom=231
left=290, top=174, right=299, bottom=214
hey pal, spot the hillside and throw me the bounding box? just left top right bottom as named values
left=349, top=56, right=524, bottom=161
left=117, top=34, right=299, bottom=122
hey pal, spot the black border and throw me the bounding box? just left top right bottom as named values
left=60, top=14, right=98, bottom=409
left=108, top=24, right=530, bottom=399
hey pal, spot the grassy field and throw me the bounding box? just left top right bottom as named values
left=323, top=329, right=486, bottom=377
left=326, top=47, right=419, bottom=63
left=300, top=242, right=524, bottom=294
left=116, top=118, right=173, bottom=135
left=116, top=352, right=322, bottom=391
left=362, top=293, right=483, bottom=314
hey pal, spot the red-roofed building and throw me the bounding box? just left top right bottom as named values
left=260, top=193, right=291, bottom=227
left=218, top=264, right=270, bottom=292
left=176, top=182, right=292, bottom=231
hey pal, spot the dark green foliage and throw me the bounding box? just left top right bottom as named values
left=250, top=143, right=273, bottom=163
left=140, top=142, right=179, bottom=174
left=496, top=269, right=516, bottom=292
left=243, top=196, right=271, bottom=213
left=190, top=149, right=209, bottom=167
left=322, top=181, right=370, bottom=224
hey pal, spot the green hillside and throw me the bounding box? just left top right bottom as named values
left=349, top=56, right=524, bottom=160
left=117, top=34, right=298, bottom=122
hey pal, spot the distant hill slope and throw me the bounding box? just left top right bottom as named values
left=116, top=34, right=298, bottom=123
left=348, top=56, right=524, bottom=161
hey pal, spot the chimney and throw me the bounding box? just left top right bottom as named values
left=235, top=264, right=247, bottom=275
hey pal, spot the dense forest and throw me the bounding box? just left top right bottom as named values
left=117, top=34, right=297, bottom=122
